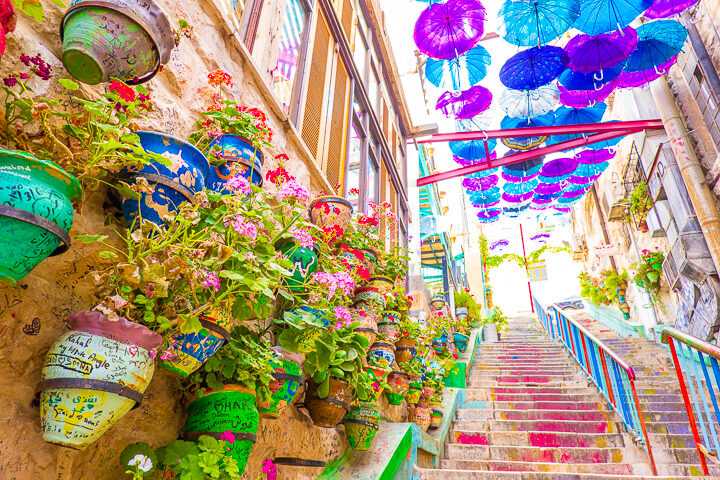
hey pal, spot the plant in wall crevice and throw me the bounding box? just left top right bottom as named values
left=633, top=248, right=664, bottom=301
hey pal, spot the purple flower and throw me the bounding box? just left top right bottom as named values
left=311, top=271, right=355, bottom=300
left=3, top=76, right=17, bottom=87
left=202, top=271, right=220, bottom=292
left=292, top=228, right=315, bottom=249
left=225, top=214, right=258, bottom=241
left=277, top=179, right=309, bottom=202
left=333, top=306, right=353, bottom=327
left=226, top=175, right=252, bottom=195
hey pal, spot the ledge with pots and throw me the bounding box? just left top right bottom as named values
left=443, top=328, right=481, bottom=390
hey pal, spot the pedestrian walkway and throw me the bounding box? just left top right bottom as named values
left=416, top=315, right=718, bottom=479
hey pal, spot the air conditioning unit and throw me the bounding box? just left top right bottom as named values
left=666, top=232, right=717, bottom=286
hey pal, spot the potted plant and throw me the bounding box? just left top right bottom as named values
left=362, top=356, right=391, bottom=403
left=633, top=249, right=664, bottom=301
left=308, top=193, right=353, bottom=240
left=343, top=399, right=381, bottom=451
left=454, top=288, right=476, bottom=320
left=384, top=370, right=410, bottom=405
left=453, top=315, right=471, bottom=353
left=624, top=182, right=652, bottom=231
left=377, top=310, right=401, bottom=343
left=258, top=347, right=305, bottom=419
left=400, top=357, right=426, bottom=405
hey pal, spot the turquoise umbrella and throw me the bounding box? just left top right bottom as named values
left=499, top=0, right=580, bottom=46
left=574, top=0, right=653, bottom=35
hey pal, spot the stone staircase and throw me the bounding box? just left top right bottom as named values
left=416, top=315, right=718, bottom=479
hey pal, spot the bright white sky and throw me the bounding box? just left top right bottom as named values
left=379, top=0, right=582, bottom=313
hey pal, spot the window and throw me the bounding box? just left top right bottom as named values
left=346, top=122, right=363, bottom=208
left=353, top=31, right=368, bottom=83
left=272, top=0, right=310, bottom=116
left=678, top=49, right=720, bottom=151
left=368, top=68, right=379, bottom=114
left=367, top=151, right=379, bottom=210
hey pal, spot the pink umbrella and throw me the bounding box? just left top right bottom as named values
left=617, top=56, right=677, bottom=88
left=559, top=80, right=617, bottom=109
left=413, top=0, right=487, bottom=59
left=436, top=85, right=493, bottom=119
left=453, top=151, right=497, bottom=167
left=645, top=0, right=700, bottom=18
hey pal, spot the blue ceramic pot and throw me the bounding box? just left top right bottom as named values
left=453, top=332, right=469, bottom=353
left=205, top=159, right=262, bottom=193
left=205, top=135, right=263, bottom=193
left=368, top=341, right=395, bottom=368
left=121, top=132, right=210, bottom=227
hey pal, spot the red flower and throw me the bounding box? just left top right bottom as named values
left=359, top=215, right=378, bottom=227
left=208, top=69, right=233, bottom=87
left=275, top=153, right=289, bottom=162
left=349, top=187, right=360, bottom=195
left=266, top=166, right=292, bottom=185
left=357, top=266, right=371, bottom=281
left=351, top=249, right=364, bottom=261
left=109, top=81, right=135, bottom=102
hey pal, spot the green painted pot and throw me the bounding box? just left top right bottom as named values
left=454, top=332, right=470, bottom=353
left=384, top=370, right=410, bottom=405
left=361, top=248, right=379, bottom=275
left=406, top=383, right=422, bottom=404
left=184, top=385, right=259, bottom=475
left=364, top=365, right=390, bottom=403
left=277, top=241, right=318, bottom=292
left=39, top=311, right=161, bottom=448
left=343, top=403, right=379, bottom=451
left=0, top=149, right=81, bottom=286
left=429, top=406, right=443, bottom=430
left=257, top=357, right=303, bottom=419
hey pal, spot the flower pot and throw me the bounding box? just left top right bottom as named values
left=38, top=311, right=161, bottom=448
left=421, top=386, right=435, bottom=399
left=184, top=385, right=259, bottom=475
left=308, top=196, right=353, bottom=234
left=377, top=322, right=400, bottom=343
left=363, top=365, right=390, bottom=403
left=368, top=275, right=394, bottom=296
left=368, top=341, right=395, bottom=368
left=209, top=134, right=263, bottom=169
left=281, top=306, right=329, bottom=353
left=406, top=383, right=422, bottom=404
left=60, top=0, right=174, bottom=85
left=395, top=336, right=417, bottom=365
left=408, top=405, right=431, bottom=431
left=638, top=220, right=648, bottom=232
left=354, top=286, right=386, bottom=311
left=121, top=132, right=210, bottom=227
left=429, top=407, right=443, bottom=429
left=160, top=304, right=232, bottom=377
left=205, top=158, right=263, bottom=193
left=343, top=402, right=379, bottom=451
left=305, top=378, right=352, bottom=428
left=453, top=332, right=470, bottom=353
left=0, top=149, right=82, bottom=286
left=455, top=307, right=469, bottom=320
left=430, top=294, right=446, bottom=309
left=385, top=370, right=410, bottom=405
left=361, top=248, right=379, bottom=275
left=646, top=271, right=660, bottom=283
left=380, top=310, right=401, bottom=325
left=257, top=354, right=303, bottom=419
left=432, top=339, right=447, bottom=355
left=276, top=241, right=319, bottom=292
left=350, top=309, right=378, bottom=350
left=482, top=323, right=499, bottom=343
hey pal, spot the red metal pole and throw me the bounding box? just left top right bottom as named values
left=599, top=349, right=616, bottom=407
left=630, top=380, right=658, bottom=475
left=580, top=331, right=592, bottom=376
left=520, top=223, right=534, bottom=313
left=667, top=337, right=709, bottom=474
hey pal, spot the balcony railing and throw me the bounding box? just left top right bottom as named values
left=533, top=297, right=657, bottom=475
left=661, top=326, right=720, bottom=474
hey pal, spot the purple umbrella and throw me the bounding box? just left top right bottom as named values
left=565, top=27, right=638, bottom=73
left=413, top=0, right=487, bottom=59
left=569, top=173, right=602, bottom=184
left=436, top=85, right=493, bottom=119
left=478, top=209, right=502, bottom=220
left=554, top=206, right=573, bottom=213
left=490, top=239, right=509, bottom=250
left=535, top=182, right=566, bottom=195
left=559, top=80, right=617, bottom=109
left=502, top=191, right=534, bottom=203
left=502, top=170, right=540, bottom=183
left=645, top=0, right=700, bottom=18
left=453, top=151, right=497, bottom=167
left=574, top=148, right=615, bottom=164
left=533, top=195, right=555, bottom=204
left=617, top=56, right=677, bottom=88
left=531, top=233, right=551, bottom=242
left=539, top=157, right=578, bottom=182
left=462, top=174, right=499, bottom=191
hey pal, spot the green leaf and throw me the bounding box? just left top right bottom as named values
left=197, top=435, right=219, bottom=452
left=317, top=375, right=330, bottom=398
left=159, top=440, right=199, bottom=466
left=12, top=0, right=45, bottom=21
left=119, top=442, right=157, bottom=472
left=180, top=315, right=203, bottom=334
left=219, top=270, right=245, bottom=281
left=329, top=367, right=344, bottom=378
left=75, top=234, right=108, bottom=243
left=98, top=251, right=118, bottom=259
left=48, top=0, right=66, bottom=7
left=115, top=182, right=141, bottom=200
left=58, top=78, right=79, bottom=91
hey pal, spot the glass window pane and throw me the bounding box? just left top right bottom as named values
left=272, top=0, right=307, bottom=115
left=368, top=69, right=379, bottom=113
left=346, top=123, right=362, bottom=209
left=367, top=158, right=378, bottom=209
left=354, top=34, right=367, bottom=82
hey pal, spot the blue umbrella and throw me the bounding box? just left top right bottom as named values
left=500, top=111, right=555, bottom=150
left=557, top=62, right=624, bottom=90
left=449, top=138, right=497, bottom=161
left=499, top=0, right=580, bottom=47
left=575, top=162, right=609, bottom=177
left=466, top=167, right=499, bottom=179
left=574, top=0, right=653, bottom=35
left=504, top=178, right=539, bottom=194
left=500, top=46, right=569, bottom=90
left=502, top=158, right=544, bottom=180
left=469, top=187, right=501, bottom=205
left=426, top=46, right=492, bottom=90
left=547, top=103, right=606, bottom=146
left=625, top=20, right=688, bottom=73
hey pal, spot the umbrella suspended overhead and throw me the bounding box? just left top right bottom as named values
left=617, top=55, right=677, bottom=87
left=490, top=239, right=510, bottom=250
left=574, top=148, right=615, bottom=164
left=546, top=103, right=608, bottom=147
left=500, top=84, right=560, bottom=119
left=573, top=0, right=653, bottom=35
left=462, top=174, right=499, bottom=191
left=500, top=113, right=555, bottom=150
left=425, top=46, right=492, bottom=90
left=499, top=46, right=569, bottom=90
left=645, top=0, right=700, bottom=18
left=498, top=0, right=580, bottom=47
left=470, top=187, right=501, bottom=204
left=559, top=80, right=616, bottom=108
left=453, top=151, right=497, bottom=167
left=557, top=62, right=624, bottom=90
left=625, top=20, right=688, bottom=73
left=414, top=0, right=487, bottom=59
left=502, top=157, right=544, bottom=180
left=465, top=168, right=500, bottom=179
left=539, top=157, right=578, bottom=182
left=503, top=191, right=534, bottom=203
left=456, top=111, right=495, bottom=131
left=504, top=178, right=539, bottom=194
left=477, top=210, right=502, bottom=222
left=565, top=27, right=638, bottom=73
left=436, top=85, right=493, bottom=119
left=535, top=182, right=567, bottom=195
left=575, top=161, right=610, bottom=177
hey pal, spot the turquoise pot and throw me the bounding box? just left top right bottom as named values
left=0, top=149, right=81, bottom=285
left=277, top=242, right=319, bottom=292
left=453, top=332, right=469, bottom=353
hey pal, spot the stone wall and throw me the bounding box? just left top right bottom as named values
left=0, top=1, right=406, bottom=479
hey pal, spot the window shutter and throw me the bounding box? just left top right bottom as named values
left=324, top=56, right=350, bottom=192
left=340, top=0, right=354, bottom=43
left=301, top=12, right=332, bottom=160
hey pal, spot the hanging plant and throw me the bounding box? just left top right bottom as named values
left=633, top=249, right=664, bottom=301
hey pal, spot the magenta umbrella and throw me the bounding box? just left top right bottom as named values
left=413, top=0, right=487, bottom=59
left=617, top=56, right=677, bottom=88
left=436, top=85, right=493, bottom=119
left=462, top=174, right=499, bottom=191
left=535, top=182, right=566, bottom=195
left=453, top=151, right=497, bottom=167
left=566, top=27, right=638, bottom=73
left=559, top=80, right=616, bottom=109
left=645, top=0, right=700, bottom=18
left=574, top=148, right=615, bottom=164
left=539, top=157, right=578, bottom=183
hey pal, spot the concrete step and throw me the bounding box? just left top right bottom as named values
left=467, top=379, right=591, bottom=389
left=456, top=408, right=617, bottom=422
left=418, top=468, right=711, bottom=480
left=478, top=392, right=608, bottom=403
left=452, top=419, right=623, bottom=434
left=432, top=460, right=648, bottom=475
left=488, top=401, right=607, bottom=412
left=443, top=444, right=646, bottom=463
left=451, top=430, right=626, bottom=448
left=484, top=386, right=600, bottom=395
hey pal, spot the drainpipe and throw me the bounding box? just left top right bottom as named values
left=651, top=78, right=720, bottom=274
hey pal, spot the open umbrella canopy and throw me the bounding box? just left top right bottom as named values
left=546, top=103, right=606, bottom=146
left=575, top=148, right=615, bottom=164
left=535, top=181, right=567, bottom=195
left=559, top=79, right=616, bottom=108
left=477, top=210, right=502, bottom=222
left=503, top=191, right=534, bottom=203
left=500, top=112, right=555, bottom=150
left=617, top=55, right=677, bottom=87
left=500, top=84, right=560, bottom=118
left=490, top=239, right=510, bottom=250
left=625, top=20, right=688, bottom=73
left=504, top=178, right=539, bottom=194
left=450, top=137, right=497, bottom=160
left=425, top=45, right=492, bottom=90
left=453, top=151, right=497, bottom=166
left=414, top=0, right=487, bottom=59
left=462, top=174, right=499, bottom=190
left=465, top=167, right=500, bottom=179
left=539, top=157, right=578, bottom=182
left=645, top=0, right=700, bottom=18
left=575, top=161, right=609, bottom=177
left=498, top=0, right=580, bottom=47
left=573, top=0, right=653, bottom=35
left=557, top=62, right=624, bottom=90
left=502, top=157, right=544, bottom=180
left=500, top=46, right=569, bottom=90
left=470, top=186, right=502, bottom=204
left=436, top=85, right=493, bottom=119
left=565, top=27, right=638, bottom=73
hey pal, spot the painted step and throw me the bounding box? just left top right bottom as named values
left=418, top=469, right=712, bottom=480
left=435, top=459, right=645, bottom=475
left=452, top=419, right=622, bottom=434
left=489, top=401, right=607, bottom=411
left=443, top=444, right=646, bottom=463
left=467, top=379, right=591, bottom=389
left=469, top=375, right=584, bottom=384
left=477, top=392, right=607, bottom=403
left=456, top=408, right=617, bottom=422
left=486, top=386, right=600, bottom=395
left=452, top=430, right=625, bottom=448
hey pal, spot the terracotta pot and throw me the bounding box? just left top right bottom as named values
left=60, top=0, right=174, bottom=85
left=385, top=371, right=410, bottom=405
left=368, top=341, right=395, bottom=368
left=0, top=149, right=81, bottom=286
left=160, top=304, right=232, bottom=377
left=257, top=350, right=303, bottom=419
left=395, top=336, right=417, bottom=365
left=363, top=365, right=390, bottom=403
left=406, top=384, right=422, bottom=404
left=353, top=286, right=386, bottom=311
left=305, top=378, right=352, bottom=428
left=368, top=275, right=394, bottom=297
left=343, top=402, right=379, bottom=451
left=350, top=308, right=378, bottom=349
left=184, top=385, right=259, bottom=475
left=639, top=220, right=648, bottom=232
left=361, top=248, right=379, bottom=275
left=429, top=406, right=443, bottom=430
left=409, top=405, right=431, bottom=431
left=308, top=196, right=353, bottom=234
left=276, top=241, right=319, bottom=292
left=38, top=311, right=161, bottom=449
left=422, top=386, right=435, bottom=398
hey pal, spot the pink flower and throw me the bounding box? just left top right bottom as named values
left=202, top=271, right=220, bottom=292
left=220, top=431, right=236, bottom=445
left=372, top=382, right=380, bottom=392
left=226, top=175, right=252, bottom=195
left=277, top=179, right=309, bottom=202
left=262, top=459, right=277, bottom=480
left=292, top=228, right=315, bottom=249
left=333, top=306, right=352, bottom=326
left=311, top=271, right=355, bottom=300
left=149, top=348, right=157, bottom=359
left=225, top=214, right=258, bottom=241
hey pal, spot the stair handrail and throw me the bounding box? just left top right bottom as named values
left=661, top=326, right=720, bottom=474
left=532, top=297, right=657, bottom=475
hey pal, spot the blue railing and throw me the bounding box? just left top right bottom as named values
left=533, top=297, right=657, bottom=475
left=662, top=326, right=720, bottom=474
